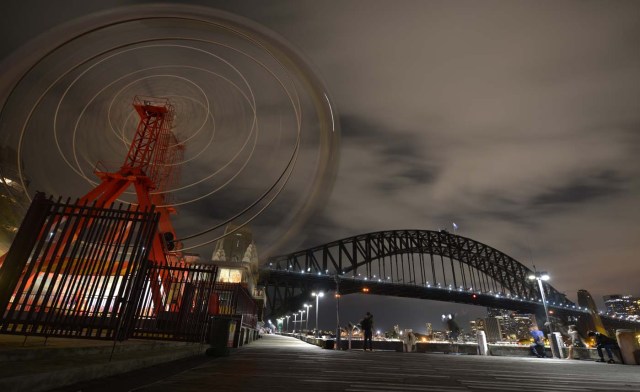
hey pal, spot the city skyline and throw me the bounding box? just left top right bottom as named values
left=603, top=294, right=640, bottom=319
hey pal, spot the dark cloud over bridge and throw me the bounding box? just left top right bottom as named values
left=1, top=0, right=639, bottom=331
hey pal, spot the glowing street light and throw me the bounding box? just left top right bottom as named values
left=303, top=304, right=313, bottom=332
left=528, top=272, right=551, bottom=325
left=528, top=270, right=556, bottom=357
left=312, top=291, right=325, bottom=338
left=298, top=309, right=305, bottom=333
left=293, top=312, right=298, bottom=333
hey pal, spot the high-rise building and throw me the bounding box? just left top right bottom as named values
left=509, top=314, right=537, bottom=341
left=432, top=330, right=447, bottom=341
left=633, top=298, right=640, bottom=318
left=469, top=320, right=480, bottom=335
left=484, top=317, right=502, bottom=342
left=604, top=295, right=640, bottom=317
left=486, top=308, right=536, bottom=341
left=425, top=323, right=433, bottom=336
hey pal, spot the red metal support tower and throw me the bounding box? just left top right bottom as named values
left=0, top=96, right=186, bottom=315
left=80, top=96, right=181, bottom=265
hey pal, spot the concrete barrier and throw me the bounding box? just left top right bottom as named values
left=416, top=342, right=478, bottom=354
left=304, top=338, right=403, bottom=352
left=477, top=331, right=488, bottom=356
left=616, top=329, right=640, bottom=365
left=549, top=332, right=564, bottom=358
left=293, top=336, right=605, bottom=360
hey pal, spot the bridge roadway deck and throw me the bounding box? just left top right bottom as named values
left=55, top=334, right=640, bottom=392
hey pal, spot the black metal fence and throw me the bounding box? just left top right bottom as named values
left=131, top=261, right=218, bottom=341
left=0, top=193, right=218, bottom=342
left=0, top=193, right=157, bottom=339
left=213, top=282, right=258, bottom=329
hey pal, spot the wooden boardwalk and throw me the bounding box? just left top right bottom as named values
left=55, top=334, right=640, bottom=392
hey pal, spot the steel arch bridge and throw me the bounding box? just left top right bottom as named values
left=259, top=229, right=584, bottom=320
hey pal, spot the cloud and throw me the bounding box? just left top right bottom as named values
left=2, top=0, right=639, bottom=322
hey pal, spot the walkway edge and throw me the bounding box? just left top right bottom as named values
left=0, top=345, right=207, bottom=392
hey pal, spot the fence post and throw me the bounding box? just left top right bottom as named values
left=0, top=193, right=51, bottom=318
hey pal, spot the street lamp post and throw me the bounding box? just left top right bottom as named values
left=298, top=310, right=305, bottom=334
left=312, top=291, right=324, bottom=338
left=293, top=312, right=298, bottom=333
left=303, top=304, right=312, bottom=333
left=285, top=315, right=290, bottom=332
left=528, top=271, right=558, bottom=357
left=335, top=276, right=341, bottom=349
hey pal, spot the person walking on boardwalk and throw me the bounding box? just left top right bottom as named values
left=445, top=314, right=461, bottom=342
left=402, top=329, right=417, bottom=352
left=360, top=312, right=374, bottom=351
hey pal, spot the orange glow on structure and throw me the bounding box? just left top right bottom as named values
left=362, top=287, right=369, bottom=293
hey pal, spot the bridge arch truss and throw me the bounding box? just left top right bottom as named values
left=260, top=230, right=575, bottom=317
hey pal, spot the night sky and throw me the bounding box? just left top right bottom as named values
left=1, top=1, right=639, bottom=333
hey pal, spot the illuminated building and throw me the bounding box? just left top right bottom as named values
left=469, top=320, right=480, bottom=335
left=425, top=322, right=433, bottom=337
left=604, top=294, right=640, bottom=318
left=509, top=314, right=537, bottom=340
left=209, top=224, right=265, bottom=324
left=211, top=224, right=259, bottom=294
left=486, top=308, right=536, bottom=341
left=431, top=330, right=447, bottom=341
left=484, top=317, right=502, bottom=342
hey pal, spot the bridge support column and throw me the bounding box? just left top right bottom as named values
left=477, top=331, right=488, bottom=355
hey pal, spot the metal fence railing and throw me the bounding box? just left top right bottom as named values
left=213, top=282, right=258, bottom=329
left=130, top=262, right=218, bottom=341
left=0, top=193, right=219, bottom=343
left=0, top=193, right=158, bottom=340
